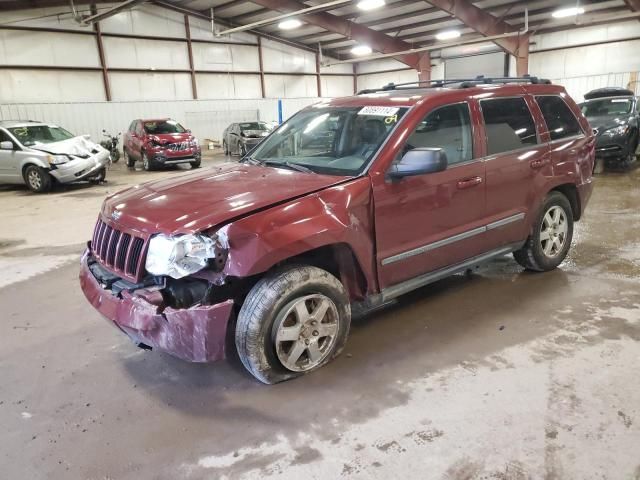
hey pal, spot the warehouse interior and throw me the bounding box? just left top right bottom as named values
left=1, top=0, right=639, bottom=478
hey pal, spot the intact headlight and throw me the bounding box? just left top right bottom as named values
left=47, top=154, right=70, bottom=165
left=145, top=233, right=220, bottom=279
left=602, top=125, right=629, bottom=137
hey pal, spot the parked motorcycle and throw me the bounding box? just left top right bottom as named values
left=100, top=130, right=121, bottom=163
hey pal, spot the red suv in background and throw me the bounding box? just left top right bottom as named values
left=123, top=118, right=201, bottom=171
left=80, top=77, right=594, bottom=384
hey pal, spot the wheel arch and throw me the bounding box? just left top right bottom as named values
left=549, top=183, right=581, bottom=221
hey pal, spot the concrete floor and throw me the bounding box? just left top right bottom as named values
left=1, top=154, right=639, bottom=480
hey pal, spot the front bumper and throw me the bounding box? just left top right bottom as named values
left=153, top=148, right=201, bottom=165
left=50, top=151, right=110, bottom=183
left=595, top=135, right=632, bottom=159
left=79, top=249, right=234, bottom=363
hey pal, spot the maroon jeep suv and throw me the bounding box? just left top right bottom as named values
left=80, top=77, right=594, bottom=384
left=123, top=118, right=201, bottom=171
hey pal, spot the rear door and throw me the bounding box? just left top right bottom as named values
left=373, top=101, right=487, bottom=288
left=132, top=121, right=145, bottom=159
left=480, top=95, right=550, bottom=249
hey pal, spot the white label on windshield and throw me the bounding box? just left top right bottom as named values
left=612, top=99, right=630, bottom=103
left=358, top=106, right=399, bottom=116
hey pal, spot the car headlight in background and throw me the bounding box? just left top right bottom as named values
left=47, top=154, right=71, bottom=165
left=602, top=125, right=629, bottom=137
left=145, top=233, right=222, bottom=279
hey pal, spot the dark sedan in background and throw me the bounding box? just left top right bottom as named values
left=579, top=87, right=639, bottom=171
left=222, top=121, right=273, bottom=157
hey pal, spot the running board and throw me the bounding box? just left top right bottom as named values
left=356, top=242, right=524, bottom=312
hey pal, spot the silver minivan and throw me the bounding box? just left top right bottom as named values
left=0, top=120, right=110, bottom=193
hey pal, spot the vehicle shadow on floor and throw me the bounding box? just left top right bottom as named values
left=119, top=261, right=583, bottom=432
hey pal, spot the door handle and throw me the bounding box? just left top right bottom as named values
left=530, top=158, right=550, bottom=169
left=456, top=176, right=483, bottom=189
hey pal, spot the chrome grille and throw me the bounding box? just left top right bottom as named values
left=91, top=217, right=147, bottom=282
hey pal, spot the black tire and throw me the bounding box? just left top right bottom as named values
left=89, top=167, right=107, bottom=183
left=238, top=142, right=246, bottom=157
left=124, top=149, right=135, bottom=169
left=513, top=191, right=574, bottom=272
left=235, top=265, right=351, bottom=384
left=622, top=131, right=638, bottom=167
left=142, top=151, right=153, bottom=171
left=190, top=158, right=201, bottom=169
left=223, top=141, right=228, bottom=156
left=23, top=165, right=52, bottom=193
left=111, top=149, right=120, bottom=163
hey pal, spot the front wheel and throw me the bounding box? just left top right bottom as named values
left=190, top=158, right=201, bottom=169
left=142, top=152, right=153, bottom=171
left=238, top=142, right=246, bottom=157
left=89, top=167, right=107, bottom=184
left=124, top=149, right=135, bottom=169
left=513, top=191, right=574, bottom=272
left=110, top=149, right=121, bottom=163
left=24, top=165, right=52, bottom=193
left=235, top=265, right=351, bottom=384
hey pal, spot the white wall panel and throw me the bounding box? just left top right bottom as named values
left=103, top=37, right=189, bottom=70
left=445, top=52, right=505, bottom=79
left=261, top=38, right=316, bottom=74
left=357, top=69, right=418, bottom=91
left=321, top=76, right=354, bottom=97
left=320, top=60, right=353, bottom=75
left=532, top=21, right=640, bottom=51
left=109, top=72, right=193, bottom=101
left=0, top=6, right=93, bottom=30
left=99, top=5, right=185, bottom=38
left=196, top=73, right=262, bottom=99
left=188, top=16, right=257, bottom=44
left=192, top=43, right=259, bottom=71
left=357, top=58, right=409, bottom=75
left=264, top=74, right=318, bottom=98
left=0, top=30, right=99, bottom=67
left=0, top=98, right=326, bottom=145
left=0, top=70, right=105, bottom=103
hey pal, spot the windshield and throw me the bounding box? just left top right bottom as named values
left=240, top=122, right=269, bottom=131
left=249, top=106, right=408, bottom=175
left=143, top=120, right=186, bottom=134
left=8, top=125, right=75, bottom=146
left=580, top=98, right=633, bottom=117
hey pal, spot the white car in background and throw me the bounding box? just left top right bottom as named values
left=0, top=120, right=110, bottom=193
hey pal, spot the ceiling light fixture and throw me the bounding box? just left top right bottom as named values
left=435, top=29, right=461, bottom=41
left=551, top=6, right=585, bottom=18
left=357, top=0, right=385, bottom=11
left=278, top=19, right=303, bottom=30
left=351, top=45, right=373, bottom=56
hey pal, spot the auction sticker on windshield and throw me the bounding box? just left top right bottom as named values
left=358, top=106, right=400, bottom=116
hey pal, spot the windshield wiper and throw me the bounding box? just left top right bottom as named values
left=264, top=160, right=316, bottom=174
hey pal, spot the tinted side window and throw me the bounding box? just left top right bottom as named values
left=405, top=103, right=473, bottom=165
left=481, top=97, right=538, bottom=155
left=536, top=96, right=583, bottom=141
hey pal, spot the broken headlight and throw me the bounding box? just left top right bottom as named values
left=145, top=233, right=224, bottom=279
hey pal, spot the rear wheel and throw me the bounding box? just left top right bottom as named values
left=513, top=191, right=574, bottom=272
left=24, top=165, right=52, bottom=193
left=124, top=149, right=135, bottom=169
left=235, top=265, right=351, bottom=384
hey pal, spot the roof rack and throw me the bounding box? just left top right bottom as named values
left=357, top=75, right=551, bottom=95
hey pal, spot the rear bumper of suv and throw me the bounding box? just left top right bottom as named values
left=79, top=249, right=233, bottom=363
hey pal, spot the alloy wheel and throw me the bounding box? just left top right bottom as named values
left=28, top=170, right=42, bottom=190
left=540, top=205, right=568, bottom=258
left=274, top=294, right=340, bottom=372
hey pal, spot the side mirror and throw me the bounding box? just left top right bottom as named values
left=186, top=129, right=192, bottom=133
left=387, top=148, right=448, bottom=179
left=0, top=141, right=14, bottom=150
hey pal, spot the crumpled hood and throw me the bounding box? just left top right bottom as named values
left=102, top=163, right=349, bottom=234
left=31, top=136, right=103, bottom=157
left=587, top=115, right=630, bottom=133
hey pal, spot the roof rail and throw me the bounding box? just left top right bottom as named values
left=357, top=75, right=551, bottom=95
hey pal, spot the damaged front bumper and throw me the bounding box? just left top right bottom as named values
left=79, top=248, right=234, bottom=362
left=51, top=151, right=110, bottom=184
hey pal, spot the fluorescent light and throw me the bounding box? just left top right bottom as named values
left=351, top=45, right=373, bottom=56
left=551, top=6, right=585, bottom=18
left=435, top=29, right=461, bottom=41
left=357, top=0, right=385, bottom=10
left=278, top=19, right=302, bottom=30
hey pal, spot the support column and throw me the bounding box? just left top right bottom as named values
left=515, top=34, right=530, bottom=76
left=352, top=63, right=357, bottom=94
left=417, top=52, right=431, bottom=82
left=92, top=4, right=111, bottom=101
left=257, top=37, right=266, bottom=98
left=184, top=14, right=198, bottom=99
left=315, top=52, right=322, bottom=98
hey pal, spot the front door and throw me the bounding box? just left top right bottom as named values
left=0, top=130, right=22, bottom=182
left=373, top=102, right=487, bottom=289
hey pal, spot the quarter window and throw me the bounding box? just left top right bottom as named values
left=404, top=103, right=473, bottom=165
left=481, top=97, right=538, bottom=155
left=536, top=96, right=583, bottom=141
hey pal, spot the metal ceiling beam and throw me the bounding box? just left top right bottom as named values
left=623, top=0, right=640, bottom=11
left=78, top=0, right=146, bottom=24
left=425, top=0, right=530, bottom=75
left=247, top=0, right=428, bottom=69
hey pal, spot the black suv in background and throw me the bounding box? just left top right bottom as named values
left=222, top=121, right=273, bottom=156
left=579, top=87, right=639, bottom=171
